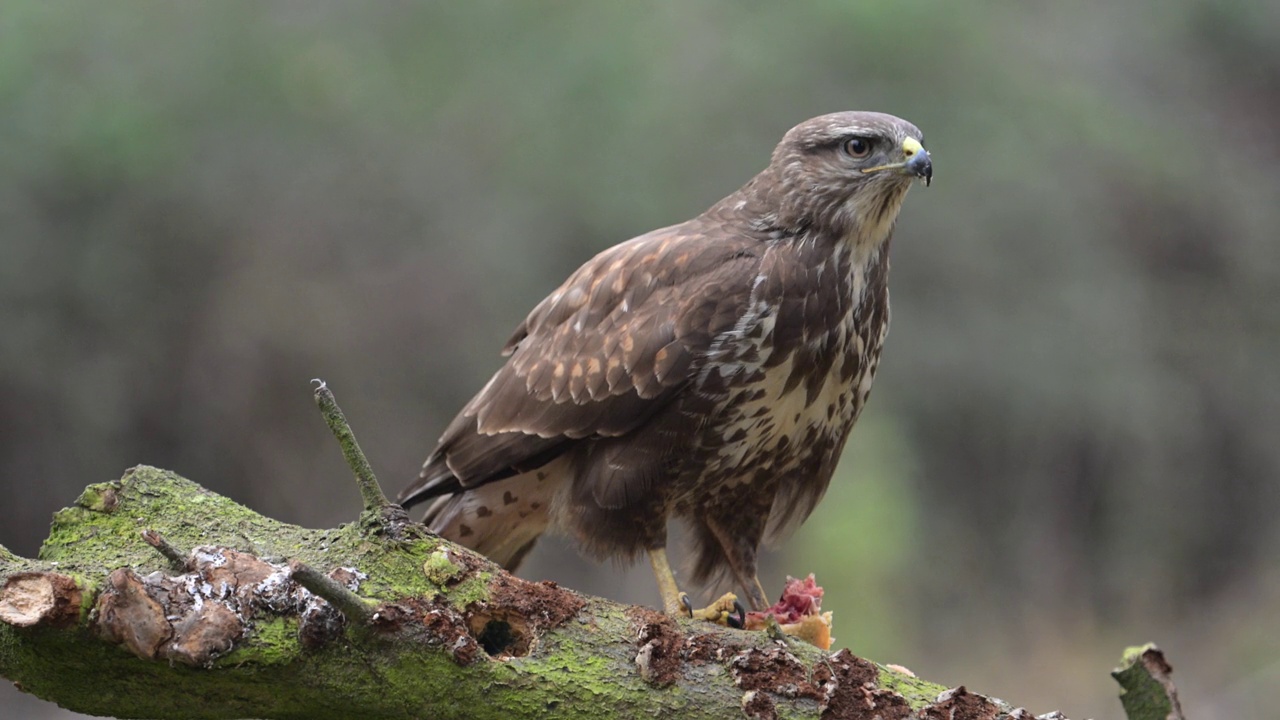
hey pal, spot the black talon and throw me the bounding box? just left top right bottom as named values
left=678, top=593, right=694, bottom=617
left=727, top=599, right=747, bottom=629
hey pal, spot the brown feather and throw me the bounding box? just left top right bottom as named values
left=399, top=111, right=930, bottom=609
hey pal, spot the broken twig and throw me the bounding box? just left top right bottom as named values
left=1113, top=643, right=1185, bottom=720
left=312, top=379, right=392, bottom=514
left=289, top=560, right=375, bottom=625
left=141, top=529, right=188, bottom=571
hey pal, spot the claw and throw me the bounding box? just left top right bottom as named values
left=678, top=592, right=694, bottom=618
left=727, top=599, right=747, bottom=629
left=684, top=592, right=741, bottom=625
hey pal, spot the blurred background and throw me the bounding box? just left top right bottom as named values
left=2, top=2, right=1277, bottom=718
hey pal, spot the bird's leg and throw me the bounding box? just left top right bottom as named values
left=647, top=547, right=685, bottom=616
left=745, top=575, right=770, bottom=612
left=647, top=547, right=746, bottom=627
left=701, top=511, right=774, bottom=611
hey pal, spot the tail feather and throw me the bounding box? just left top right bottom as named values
left=397, top=455, right=461, bottom=510
left=412, top=462, right=567, bottom=572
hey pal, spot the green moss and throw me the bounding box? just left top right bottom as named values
left=422, top=548, right=463, bottom=585
left=215, top=617, right=301, bottom=667
left=363, top=537, right=444, bottom=594
left=446, top=572, right=492, bottom=609
left=34, top=468, right=443, bottom=599
left=1120, top=642, right=1154, bottom=666
left=1113, top=643, right=1174, bottom=720
left=410, top=541, right=494, bottom=608
left=75, top=482, right=120, bottom=513
left=373, top=648, right=499, bottom=720
left=41, top=468, right=276, bottom=572
left=877, top=663, right=947, bottom=708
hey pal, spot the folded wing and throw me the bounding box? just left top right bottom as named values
left=399, top=223, right=763, bottom=509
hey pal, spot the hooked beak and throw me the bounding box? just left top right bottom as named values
left=860, top=136, right=933, bottom=187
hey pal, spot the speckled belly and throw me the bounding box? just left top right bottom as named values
left=673, top=311, right=883, bottom=508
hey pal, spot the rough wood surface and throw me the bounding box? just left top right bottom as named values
left=1, top=465, right=1074, bottom=720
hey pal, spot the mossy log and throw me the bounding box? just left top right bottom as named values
left=0, top=465, right=960, bottom=720
left=0, top=386, right=1176, bottom=719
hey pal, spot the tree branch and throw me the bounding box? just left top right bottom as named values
left=0, top=465, right=918, bottom=719
left=313, top=379, right=392, bottom=515
left=141, top=529, right=190, bottom=571
left=0, top=383, right=1176, bottom=719
left=288, top=560, right=376, bottom=625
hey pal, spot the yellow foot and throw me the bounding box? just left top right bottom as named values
left=679, top=592, right=747, bottom=628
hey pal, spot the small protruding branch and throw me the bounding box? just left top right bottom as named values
left=312, top=379, right=392, bottom=514
left=0, top=572, right=82, bottom=628
left=289, top=560, right=376, bottom=625
left=141, top=530, right=188, bottom=571
left=1113, top=643, right=1185, bottom=720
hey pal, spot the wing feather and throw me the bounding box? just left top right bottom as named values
left=398, top=222, right=763, bottom=508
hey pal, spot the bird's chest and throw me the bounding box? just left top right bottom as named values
left=683, top=245, right=890, bottom=497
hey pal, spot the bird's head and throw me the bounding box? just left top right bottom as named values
left=749, top=111, right=931, bottom=242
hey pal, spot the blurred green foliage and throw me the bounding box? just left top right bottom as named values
left=2, top=2, right=1278, bottom=718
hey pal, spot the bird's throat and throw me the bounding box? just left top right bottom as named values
left=843, top=183, right=909, bottom=254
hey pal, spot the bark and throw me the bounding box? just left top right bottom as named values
left=0, top=386, right=1176, bottom=719
left=1112, top=644, right=1185, bottom=720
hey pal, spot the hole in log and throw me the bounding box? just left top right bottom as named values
left=468, top=611, right=530, bottom=657
left=477, top=619, right=514, bottom=656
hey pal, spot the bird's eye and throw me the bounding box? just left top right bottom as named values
left=843, top=137, right=872, bottom=159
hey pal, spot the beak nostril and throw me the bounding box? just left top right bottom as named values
left=901, top=137, right=924, bottom=160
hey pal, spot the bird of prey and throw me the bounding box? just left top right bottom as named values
left=399, top=111, right=932, bottom=622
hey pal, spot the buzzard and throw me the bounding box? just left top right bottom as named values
left=399, top=111, right=932, bottom=622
